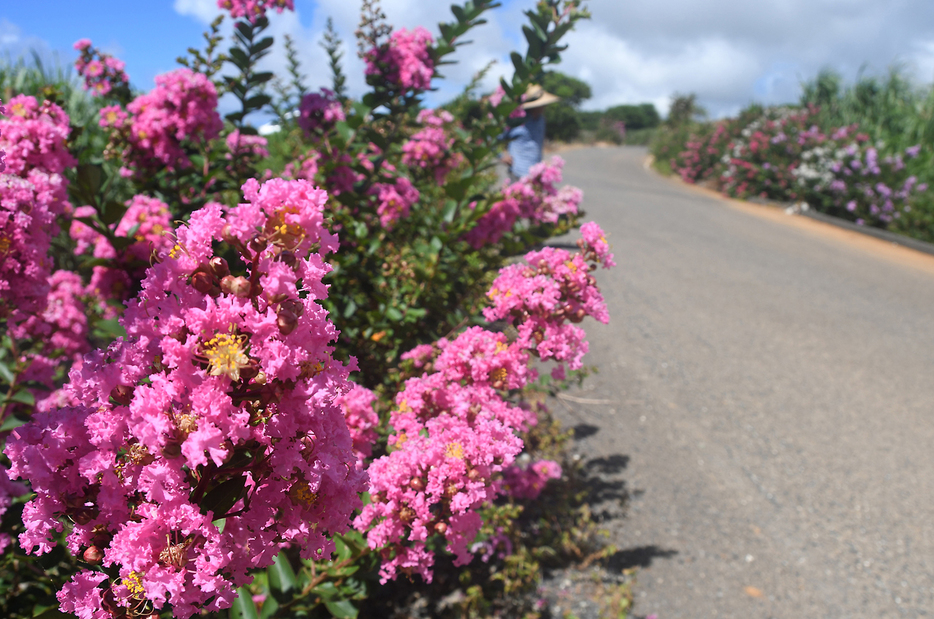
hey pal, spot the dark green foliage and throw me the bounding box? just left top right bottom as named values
left=603, top=103, right=660, bottom=130
left=321, top=17, right=348, bottom=99
left=541, top=70, right=591, bottom=141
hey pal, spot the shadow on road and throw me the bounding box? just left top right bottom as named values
left=607, top=545, right=679, bottom=571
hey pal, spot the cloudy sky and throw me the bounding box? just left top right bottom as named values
left=4, top=0, right=934, bottom=118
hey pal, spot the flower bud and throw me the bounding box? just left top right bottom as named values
left=570, top=308, right=587, bottom=323
left=190, top=271, right=216, bottom=294
left=410, top=477, right=425, bottom=491
left=209, top=257, right=230, bottom=278
left=278, top=249, right=297, bottom=267
left=277, top=307, right=297, bottom=335
left=434, top=522, right=448, bottom=535
left=221, top=275, right=251, bottom=298
left=110, top=385, right=133, bottom=406
left=280, top=298, right=304, bottom=317
left=83, top=545, right=104, bottom=564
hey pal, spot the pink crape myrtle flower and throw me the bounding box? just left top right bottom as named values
left=0, top=96, right=75, bottom=319
left=225, top=130, right=270, bottom=161
left=355, top=327, right=536, bottom=583
left=401, top=109, right=463, bottom=185
left=484, top=231, right=614, bottom=377
left=335, top=384, right=379, bottom=465
left=370, top=175, right=419, bottom=229
left=0, top=95, right=76, bottom=179
left=298, top=89, right=345, bottom=137
left=73, top=39, right=129, bottom=97
left=8, top=270, right=90, bottom=404
left=365, top=27, right=435, bottom=92
left=282, top=151, right=320, bottom=183
left=110, top=68, right=222, bottom=176
left=503, top=459, right=562, bottom=500
left=6, top=178, right=366, bottom=619
left=218, top=0, right=294, bottom=22
left=465, top=156, right=581, bottom=248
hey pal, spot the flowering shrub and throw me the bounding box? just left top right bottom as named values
left=655, top=102, right=929, bottom=230
left=0, top=1, right=617, bottom=618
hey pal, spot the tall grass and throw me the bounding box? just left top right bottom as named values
left=802, top=67, right=934, bottom=151
left=0, top=50, right=98, bottom=127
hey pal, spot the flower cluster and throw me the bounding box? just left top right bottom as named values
left=70, top=195, right=175, bottom=314
left=217, top=0, right=294, bottom=22
left=6, top=178, right=366, bottom=619
left=298, top=89, right=345, bottom=137
left=365, top=27, right=435, bottom=92
left=484, top=222, right=614, bottom=378
left=73, top=39, right=129, bottom=97
left=355, top=326, right=535, bottom=584
left=335, top=384, right=379, bottom=465
left=103, top=68, right=222, bottom=177
left=369, top=175, right=419, bottom=229
left=225, top=130, right=269, bottom=161
left=0, top=96, right=75, bottom=319
left=465, top=156, right=582, bottom=248
left=503, top=459, right=562, bottom=500
left=401, top=109, right=463, bottom=185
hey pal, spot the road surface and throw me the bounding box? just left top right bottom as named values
left=557, top=146, right=934, bottom=618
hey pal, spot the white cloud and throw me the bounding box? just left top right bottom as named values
left=173, top=0, right=222, bottom=24
left=173, top=0, right=934, bottom=119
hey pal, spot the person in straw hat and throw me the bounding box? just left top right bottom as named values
left=501, top=84, right=560, bottom=179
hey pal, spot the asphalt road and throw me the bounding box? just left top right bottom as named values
left=556, top=146, right=934, bottom=618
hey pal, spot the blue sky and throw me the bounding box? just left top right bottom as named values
left=5, top=1, right=934, bottom=118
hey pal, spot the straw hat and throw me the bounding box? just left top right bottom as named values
left=520, top=84, right=561, bottom=109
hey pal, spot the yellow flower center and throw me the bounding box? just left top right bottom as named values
left=204, top=332, right=250, bottom=381
left=490, top=367, right=508, bottom=383
left=288, top=482, right=318, bottom=508
left=123, top=571, right=145, bottom=597
left=495, top=341, right=508, bottom=354
left=445, top=442, right=464, bottom=460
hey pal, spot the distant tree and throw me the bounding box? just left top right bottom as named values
left=541, top=71, right=592, bottom=141
left=666, top=92, right=706, bottom=127
left=603, top=103, right=660, bottom=130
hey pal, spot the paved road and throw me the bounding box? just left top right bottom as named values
left=556, top=146, right=934, bottom=618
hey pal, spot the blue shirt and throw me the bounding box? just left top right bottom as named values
left=504, top=114, right=545, bottom=178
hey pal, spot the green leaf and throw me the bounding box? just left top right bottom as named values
left=267, top=552, right=296, bottom=594
left=229, top=587, right=259, bottom=619
left=334, top=121, right=354, bottom=143
left=258, top=596, right=279, bottom=619
left=333, top=536, right=351, bottom=561
left=235, top=21, right=255, bottom=41
left=252, top=37, right=274, bottom=54
left=31, top=607, right=70, bottom=619
left=451, top=5, right=467, bottom=22
left=342, top=299, right=357, bottom=319
left=94, top=318, right=127, bottom=339
left=100, top=199, right=128, bottom=226
left=200, top=475, right=246, bottom=518
left=0, top=361, right=14, bottom=384
left=9, top=388, right=35, bottom=406
left=228, top=47, right=251, bottom=70
left=324, top=599, right=358, bottom=618
left=250, top=71, right=274, bottom=85
left=441, top=199, right=458, bottom=223
left=245, top=94, right=272, bottom=110
left=385, top=307, right=403, bottom=322
left=0, top=414, right=27, bottom=432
